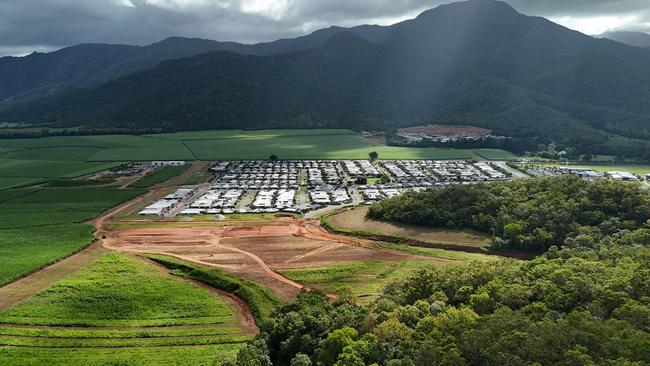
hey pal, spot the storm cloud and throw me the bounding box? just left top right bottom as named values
left=1, top=0, right=649, bottom=56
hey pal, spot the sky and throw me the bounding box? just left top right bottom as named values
left=1, top=0, right=650, bottom=56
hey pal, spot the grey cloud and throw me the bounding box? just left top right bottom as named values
left=1, top=0, right=649, bottom=56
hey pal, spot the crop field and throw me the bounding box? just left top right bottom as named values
left=0, top=253, right=251, bottom=365
left=0, top=129, right=517, bottom=164
left=325, top=207, right=491, bottom=248
left=0, top=187, right=144, bottom=285
left=280, top=260, right=435, bottom=302
left=0, top=142, right=122, bottom=190
left=183, top=131, right=474, bottom=160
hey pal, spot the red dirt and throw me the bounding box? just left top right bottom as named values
left=102, top=218, right=448, bottom=301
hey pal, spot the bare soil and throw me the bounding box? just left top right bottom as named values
left=103, top=217, right=450, bottom=301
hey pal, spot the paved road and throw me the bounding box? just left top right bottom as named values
left=165, top=183, right=211, bottom=218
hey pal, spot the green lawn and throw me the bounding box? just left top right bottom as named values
left=0, top=253, right=250, bottom=365
left=0, top=188, right=144, bottom=285
left=280, top=260, right=436, bottom=303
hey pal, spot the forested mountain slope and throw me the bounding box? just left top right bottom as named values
left=3, top=0, right=650, bottom=145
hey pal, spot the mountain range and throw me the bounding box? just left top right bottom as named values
left=599, top=31, right=650, bottom=48
left=2, top=0, right=650, bottom=151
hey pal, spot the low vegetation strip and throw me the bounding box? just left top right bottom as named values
left=0, top=344, right=244, bottom=366
left=146, top=255, right=283, bottom=322
left=0, top=325, right=243, bottom=338
left=128, top=164, right=189, bottom=188
left=0, top=253, right=251, bottom=365
left=0, top=335, right=251, bottom=348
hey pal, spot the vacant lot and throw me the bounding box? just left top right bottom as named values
left=0, top=187, right=144, bottom=285
left=326, top=207, right=490, bottom=248
left=0, top=253, right=251, bottom=365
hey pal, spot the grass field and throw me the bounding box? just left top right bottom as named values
left=129, top=165, right=190, bottom=188
left=0, top=129, right=516, bottom=163
left=324, top=207, right=491, bottom=248
left=0, top=187, right=144, bottom=285
left=182, top=131, right=474, bottom=160
left=147, top=255, right=283, bottom=321
left=0, top=253, right=250, bottom=365
left=280, top=260, right=435, bottom=303
left=473, top=148, right=520, bottom=160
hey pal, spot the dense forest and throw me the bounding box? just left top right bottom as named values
left=230, top=239, right=649, bottom=365
left=225, top=177, right=650, bottom=365
left=367, top=176, right=650, bottom=253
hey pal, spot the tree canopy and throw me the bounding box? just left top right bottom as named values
left=368, top=176, right=650, bottom=252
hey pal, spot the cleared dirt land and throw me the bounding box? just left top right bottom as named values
left=103, top=218, right=454, bottom=302
left=326, top=207, right=490, bottom=248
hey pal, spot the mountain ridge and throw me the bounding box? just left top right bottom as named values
left=2, top=0, right=650, bottom=152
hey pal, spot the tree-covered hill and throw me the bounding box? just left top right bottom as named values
left=231, top=237, right=650, bottom=365
left=368, top=176, right=650, bottom=253
left=224, top=176, right=650, bottom=365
